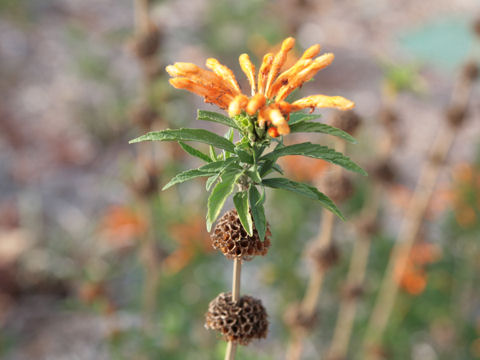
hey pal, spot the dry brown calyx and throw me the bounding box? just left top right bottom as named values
left=283, top=302, right=318, bottom=332
left=320, top=173, right=354, bottom=203
left=205, top=292, right=268, bottom=345
left=330, top=110, right=362, bottom=135
left=211, top=209, right=271, bottom=260
left=310, top=243, right=340, bottom=270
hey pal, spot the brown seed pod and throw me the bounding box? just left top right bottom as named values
left=310, top=243, right=340, bottom=270
left=330, top=110, right=362, bottom=135
left=205, top=292, right=268, bottom=345
left=474, top=17, right=480, bottom=38
left=369, top=160, right=396, bottom=185
left=130, top=24, right=161, bottom=59
left=462, top=61, right=479, bottom=81
left=445, top=105, right=467, bottom=127
left=320, top=173, right=354, bottom=203
left=356, top=216, right=379, bottom=237
left=129, top=103, right=158, bottom=131
left=341, top=283, right=364, bottom=301
left=378, top=106, right=399, bottom=127
left=283, top=302, right=317, bottom=332
left=211, top=209, right=271, bottom=260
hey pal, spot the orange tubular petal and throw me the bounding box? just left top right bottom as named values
left=239, top=54, right=256, bottom=96
left=291, top=95, right=355, bottom=112
left=265, top=107, right=290, bottom=135
left=257, top=108, right=269, bottom=128
left=246, top=93, right=266, bottom=115
left=275, top=53, right=335, bottom=102
left=300, top=44, right=322, bottom=60
left=206, top=58, right=241, bottom=94
left=269, top=59, right=312, bottom=97
left=257, top=53, right=274, bottom=95
left=166, top=63, right=235, bottom=96
left=267, top=127, right=279, bottom=138
left=276, top=101, right=293, bottom=114
left=169, top=78, right=233, bottom=109
left=228, top=94, right=249, bottom=117
left=265, top=37, right=295, bottom=98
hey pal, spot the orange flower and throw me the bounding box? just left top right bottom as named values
left=100, top=205, right=147, bottom=248
left=396, top=242, right=441, bottom=295
left=166, top=37, right=354, bottom=136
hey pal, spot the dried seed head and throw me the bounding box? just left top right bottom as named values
left=205, top=292, right=268, bottom=345
left=320, top=173, right=354, bottom=203
left=370, top=160, right=396, bottom=185
left=378, top=106, right=399, bottom=127
left=341, top=284, right=364, bottom=301
left=211, top=209, right=271, bottom=261
left=130, top=24, right=161, bottom=59
left=462, top=61, right=479, bottom=81
left=283, top=302, right=317, bottom=331
left=129, top=103, right=158, bottom=131
left=446, top=105, right=467, bottom=127
left=130, top=162, right=159, bottom=197
left=356, top=217, right=379, bottom=237
left=474, top=17, right=480, bottom=38
left=330, top=110, right=361, bottom=135
left=310, top=243, right=340, bottom=270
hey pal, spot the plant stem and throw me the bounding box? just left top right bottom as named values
left=361, top=65, right=476, bottom=359
left=326, top=188, right=380, bottom=360
left=225, top=258, right=242, bottom=360
left=286, top=137, right=344, bottom=360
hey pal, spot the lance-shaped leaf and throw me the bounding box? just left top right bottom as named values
left=198, top=110, right=240, bottom=130
left=290, top=122, right=357, bottom=144
left=163, top=159, right=238, bottom=190
left=262, top=178, right=345, bottom=220
left=261, top=142, right=367, bottom=176
left=206, top=170, right=242, bottom=231
left=233, top=190, right=253, bottom=236
left=178, top=142, right=212, bottom=163
left=289, top=112, right=321, bottom=124
left=249, top=186, right=266, bottom=241
left=129, top=128, right=235, bottom=153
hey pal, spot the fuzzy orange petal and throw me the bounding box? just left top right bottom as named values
left=206, top=58, right=241, bottom=94
left=239, top=53, right=256, bottom=96
left=257, top=53, right=274, bottom=95
left=275, top=53, right=335, bottom=101
left=246, top=93, right=266, bottom=115
left=291, top=95, right=355, bottom=112
left=265, top=37, right=295, bottom=98
left=228, top=94, right=249, bottom=117
left=169, top=78, right=233, bottom=109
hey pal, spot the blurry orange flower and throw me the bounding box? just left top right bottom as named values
left=100, top=205, right=147, bottom=248
left=280, top=155, right=330, bottom=182
left=396, top=242, right=441, bottom=295
left=163, top=216, right=212, bottom=274
left=451, top=163, right=480, bottom=228
left=388, top=184, right=453, bottom=220
left=166, top=37, right=354, bottom=136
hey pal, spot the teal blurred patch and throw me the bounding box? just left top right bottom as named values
left=399, top=17, right=474, bottom=70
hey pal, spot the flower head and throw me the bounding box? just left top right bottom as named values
left=166, top=37, right=354, bottom=136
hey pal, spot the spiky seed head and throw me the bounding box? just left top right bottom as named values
left=211, top=209, right=271, bottom=261
left=330, top=110, right=362, bottom=135
left=320, top=173, right=354, bottom=203
left=205, top=292, right=268, bottom=345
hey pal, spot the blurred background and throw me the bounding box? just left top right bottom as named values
left=1, top=0, right=480, bottom=359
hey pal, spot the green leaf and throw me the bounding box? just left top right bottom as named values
left=249, top=186, right=266, bottom=241
left=209, top=145, right=218, bottom=161
left=198, top=110, right=240, bottom=130
left=206, top=173, right=220, bottom=191
left=289, top=112, right=321, bottom=124
left=178, top=142, right=212, bottom=162
left=290, top=122, right=357, bottom=144
left=206, top=171, right=242, bottom=231
left=262, top=178, right=345, bottom=220
left=233, top=191, right=253, bottom=236
left=261, top=142, right=367, bottom=176
left=162, top=160, right=231, bottom=190
left=235, top=148, right=254, bottom=164
left=129, top=128, right=235, bottom=153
